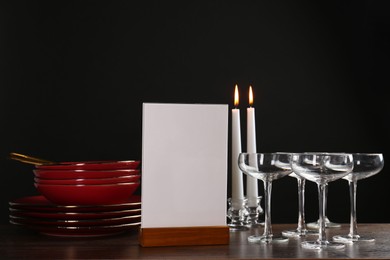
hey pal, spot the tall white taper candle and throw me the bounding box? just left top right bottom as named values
left=246, top=85, right=258, bottom=207
left=231, top=85, right=244, bottom=207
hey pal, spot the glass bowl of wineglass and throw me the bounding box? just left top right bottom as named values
left=291, top=152, right=354, bottom=250
left=333, top=153, right=384, bottom=244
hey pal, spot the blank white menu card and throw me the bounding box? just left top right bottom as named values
left=141, top=103, right=228, bottom=228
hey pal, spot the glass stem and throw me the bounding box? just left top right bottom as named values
left=317, top=184, right=327, bottom=242
left=263, top=180, right=273, bottom=238
left=348, top=180, right=359, bottom=238
left=324, top=183, right=328, bottom=221
left=296, top=177, right=306, bottom=232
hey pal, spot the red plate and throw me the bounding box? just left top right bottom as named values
left=35, top=160, right=140, bottom=170
left=34, top=182, right=140, bottom=205
left=9, top=208, right=141, bottom=220
left=10, top=220, right=140, bottom=237
left=9, top=195, right=141, bottom=212
left=10, top=214, right=141, bottom=227
left=33, top=169, right=140, bottom=179
left=34, top=175, right=141, bottom=185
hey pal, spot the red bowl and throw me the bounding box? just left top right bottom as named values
left=35, top=160, right=140, bottom=170
left=33, top=169, right=140, bottom=179
left=34, top=175, right=141, bottom=185
left=35, top=182, right=140, bottom=205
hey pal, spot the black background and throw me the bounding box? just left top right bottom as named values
left=0, top=0, right=389, bottom=225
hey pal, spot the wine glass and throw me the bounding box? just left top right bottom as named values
left=291, top=152, right=354, bottom=250
left=333, top=153, right=384, bottom=243
left=306, top=184, right=341, bottom=229
left=292, top=153, right=339, bottom=230
left=276, top=152, right=318, bottom=237
left=238, top=152, right=291, bottom=243
left=278, top=153, right=318, bottom=237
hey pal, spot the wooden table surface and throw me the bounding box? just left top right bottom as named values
left=1, top=223, right=389, bottom=259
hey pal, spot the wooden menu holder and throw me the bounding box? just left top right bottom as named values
left=139, top=226, right=229, bottom=247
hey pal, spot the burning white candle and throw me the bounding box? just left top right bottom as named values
left=231, top=85, right=244, bottom=204
left=246, top=85, right=258, bottom=207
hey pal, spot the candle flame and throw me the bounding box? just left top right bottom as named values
left=234, top=84, right=239, bottom=107
left=249, top=85, right=254, bottom=107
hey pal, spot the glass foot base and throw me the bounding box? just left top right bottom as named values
left=307, top=218, right=341, bottom=229
left=301, top=240, right=345, bottom=250
left=228, top=223, right=250, bottom=231
left=333, top=235, right=375, bottom=244
left=246, top=221, right=264, bottom=228
left=248, top=235, right=289, bottom=243
left=282, top=229, right=318, bottom=237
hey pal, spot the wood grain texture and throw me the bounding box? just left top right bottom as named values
left=139, top=226, right=230, bottom=247
left=2, top=223, right=390, bottom=259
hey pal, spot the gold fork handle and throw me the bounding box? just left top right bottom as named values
left=8, top=152, right=54, bottom=166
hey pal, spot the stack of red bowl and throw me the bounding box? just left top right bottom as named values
left=33, top=160, right=141, bottom=205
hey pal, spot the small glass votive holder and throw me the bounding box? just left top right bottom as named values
left=245, top=196, right=264, bottom=227
left=227, top=197, right=249, bottom=231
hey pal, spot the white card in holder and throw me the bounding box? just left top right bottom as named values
left=141, top=103, right=228, bottom=228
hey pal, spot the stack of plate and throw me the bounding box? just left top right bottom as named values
left=9, top=195, right=141, bottom=237
left=33, top=160, right=141, bottom=205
